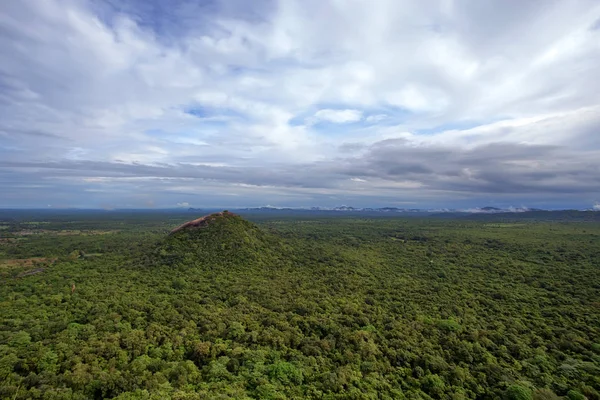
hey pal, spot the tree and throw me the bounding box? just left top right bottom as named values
left=504, top=384, right=533, bottom=400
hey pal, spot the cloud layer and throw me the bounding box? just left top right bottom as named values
left=1, top=0, right=599, bottom=208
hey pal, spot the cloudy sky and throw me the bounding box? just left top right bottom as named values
left=1, top=0, right=600, bottom=209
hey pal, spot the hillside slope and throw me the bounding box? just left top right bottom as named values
left=155, top=211, right=285, bottom=269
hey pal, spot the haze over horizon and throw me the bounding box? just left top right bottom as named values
left=1, top=0, right=600, bottom=209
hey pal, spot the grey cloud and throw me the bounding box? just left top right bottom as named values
left=0, top=128, right=64, bottom=139
left=1, top=140, right=599, bottom=199
left=339, top=140, right=600, bottom=195
left=337, top=142, right=367, bottom=153
left=0, top=159, right=333, bottom=189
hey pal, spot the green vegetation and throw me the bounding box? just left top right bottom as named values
left=0, top=211, right=599, bottom=399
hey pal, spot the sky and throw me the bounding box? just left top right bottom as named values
left=1, top=0, right=600, bottom=210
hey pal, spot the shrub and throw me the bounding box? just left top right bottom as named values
left=504, top=384, right=533, bottom=400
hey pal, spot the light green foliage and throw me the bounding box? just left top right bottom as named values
left=268, top=361, right=303, bottom=385
left=567, top=390, right=587, bottom=400
left=436, top=318, right=462, bottom=332
left=533, top=388, right=561, bottom=399
left=505, top=384, right=533, bottom=400
left=0, top=210, right=599, bottom=399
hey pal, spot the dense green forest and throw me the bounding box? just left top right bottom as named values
left=1, top=210, right=599, bottom=399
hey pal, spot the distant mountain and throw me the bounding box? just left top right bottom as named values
left=333, top=206, right=356, bottom=211
left=237, top=206, right=294, bottom=212
left=480, top=206, right=502, bottom=211
left=463, top=206, right=544, bottom=214
left=234, top=205, right=550, bottom=214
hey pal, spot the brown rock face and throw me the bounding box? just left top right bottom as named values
left=170, top=211, right=237, bottom=234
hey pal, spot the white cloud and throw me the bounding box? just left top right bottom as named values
left=176, top=202, right=190, bottom=208
left=310, top=109, right=363, bottom=124
left=365, top=114, right=388, bottom=123
left=593, top=203, right=600, bottom=211
left=1, top=0, right=600, bottom=207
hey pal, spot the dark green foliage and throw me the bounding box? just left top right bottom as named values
left=1, top=211, right=599, bottom=399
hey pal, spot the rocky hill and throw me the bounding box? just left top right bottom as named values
left=156, top=211, right=284, bottom=269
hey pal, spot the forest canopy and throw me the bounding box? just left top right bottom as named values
left=0, top=211, right=599, bottom=399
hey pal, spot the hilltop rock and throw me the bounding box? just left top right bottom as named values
left=170, top=210, right=237, bottom=234
left=156, top=211, right=284, bottom=269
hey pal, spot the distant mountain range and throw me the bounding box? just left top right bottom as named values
left=203, top=205, right=563, bottom=214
